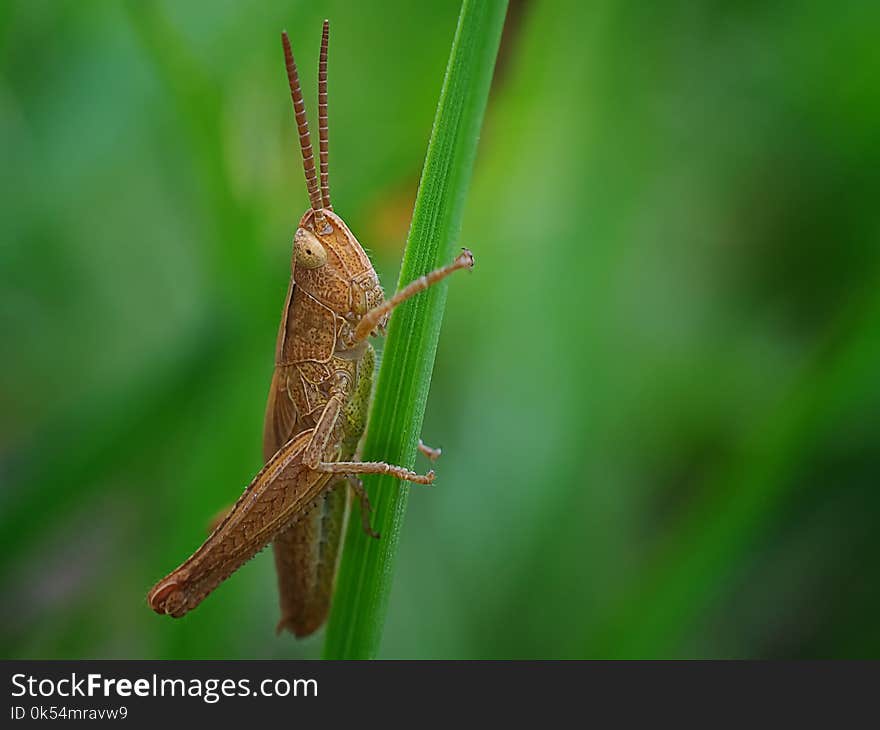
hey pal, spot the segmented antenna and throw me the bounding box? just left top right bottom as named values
left=281, top=30, right=326, bottom=231
left=318, top=20, right=332, bottom=210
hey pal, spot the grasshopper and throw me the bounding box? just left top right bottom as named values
left=148, top=22, right=473, bottom=635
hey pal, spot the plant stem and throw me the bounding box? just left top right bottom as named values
left=323, top=0, right=508, bottom=659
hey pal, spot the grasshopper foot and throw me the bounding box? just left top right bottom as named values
left=418, top=439, right=442, bottom=462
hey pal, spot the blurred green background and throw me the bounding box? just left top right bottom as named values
left=2, top=0, right=879, bottom=659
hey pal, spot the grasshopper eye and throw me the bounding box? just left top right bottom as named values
left=294, top=228, right=327, bottom=269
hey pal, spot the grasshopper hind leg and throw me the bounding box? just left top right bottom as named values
left=346, top=475, right=379, bottom=539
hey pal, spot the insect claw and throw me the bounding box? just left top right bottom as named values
left=361, top=516, right=380, bottom=540
left=418, top=439, right=442, bottom=462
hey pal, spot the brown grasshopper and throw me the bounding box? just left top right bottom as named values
left=148, top=22, right=473, bottom=635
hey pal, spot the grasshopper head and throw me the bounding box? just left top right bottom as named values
left=291, top=209, right=385, bottom=322
left=281, top=27, right=386, bottom=329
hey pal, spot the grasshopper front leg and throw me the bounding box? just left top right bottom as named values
left=353, top=249, right=475, bottom=342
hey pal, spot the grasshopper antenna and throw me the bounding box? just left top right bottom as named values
left=318, top=20, right=332, bottom=210
left=281, top=30, right=327, bottom=232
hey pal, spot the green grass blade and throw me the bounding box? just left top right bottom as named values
left=323, top=0, right=508, bottom=659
